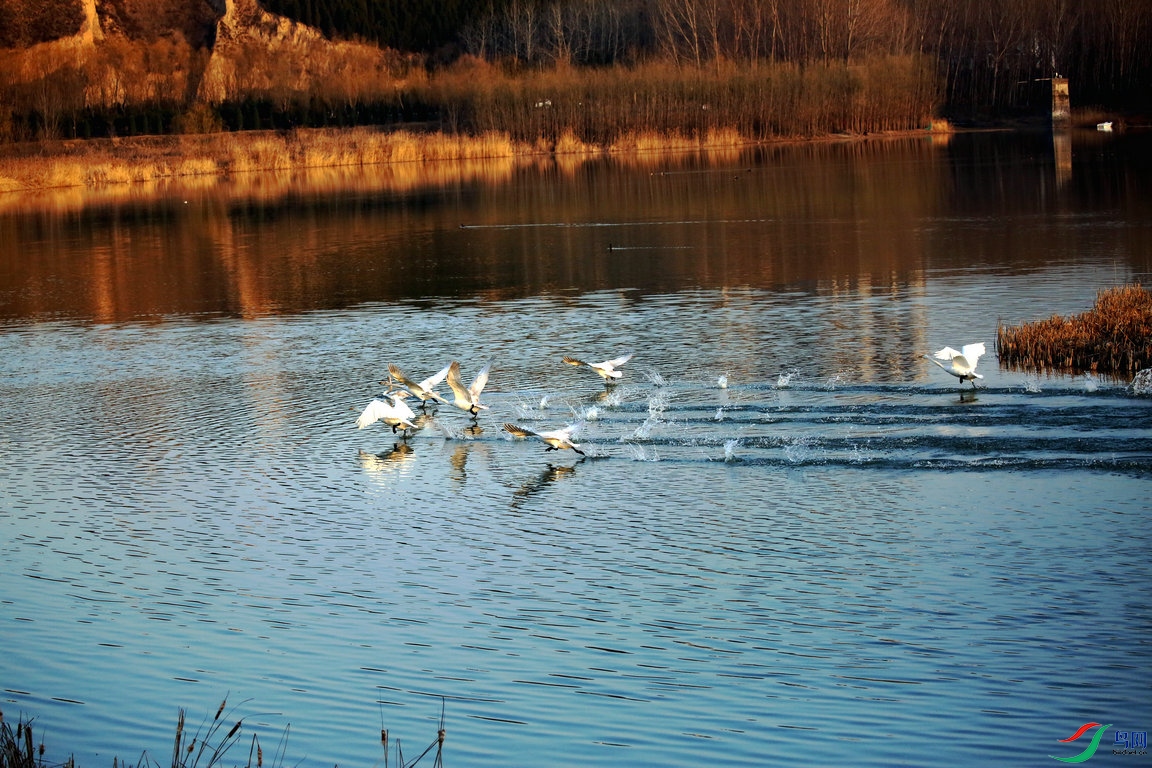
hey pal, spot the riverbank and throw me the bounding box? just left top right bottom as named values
left=0, top=122, right=953, bottom=206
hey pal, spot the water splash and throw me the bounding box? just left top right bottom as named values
left=714, top=407, right=725, bottom=422
left=645, top=370, right=667, bottom=387
left=628, top=444, right=660, bottom=462
left=723, top=439, right=741, bottom=463
left=1133, top=368, right=1152, bottom=396
left=427, top=419, right=466, bottom=440
left=601, top=389, right=624, bottom=407
left=1022, top=377, right=1043, bottom=393
left=823, top=373, right=848, bottom=391
left=539, top=394, right=551, bottom=409
left=718, top=374, right=729, bottom=389
left=782, top=435, right=819, bottom=464
left=777, top=369, right=800, bottom=388
left=581, top=405, right=600, bottom=422
left=630, top=417, right=659, bottom=440
left=647, top=391, right=669, bottom=419
left=1082, top=374, right=1099, bottom=393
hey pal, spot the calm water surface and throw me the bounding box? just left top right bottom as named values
left=2, top=131, right=1151, bottom=767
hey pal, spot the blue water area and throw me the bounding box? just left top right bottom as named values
left=2, top=130, right=1151, bottom=767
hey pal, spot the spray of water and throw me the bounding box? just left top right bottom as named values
left=718, top=374, right=729, bottom=389
left=777, top=369, right=799, bottom=388
left=628, top=444, right=660, bottom=462
left=646, top=370, right=667, bottom=387
left=1133, top=368, right=1152, bottom=396
left=823, top=373, right=848, bottom=391
left=723, top=438, right=740, bottom=463
left=647, top=391, right=668, bottom=419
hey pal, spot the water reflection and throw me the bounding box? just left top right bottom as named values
left=510, top=460, right=583, bottom=510
left=4, top=133, right=1149, bottom=326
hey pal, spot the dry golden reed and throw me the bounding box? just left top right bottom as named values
left=996, top=284, right=1152, bottom=373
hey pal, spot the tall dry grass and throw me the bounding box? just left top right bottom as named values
left=996, top=284, right=1152, bottom=373
left=412, top=55, right=939, bottom=145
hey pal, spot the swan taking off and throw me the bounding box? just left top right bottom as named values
left=446, top=360, right=492, bottom=416
left=356, top=393, right=419, bottom=434
left=503, top=422, right=585, bottom=455
left=563, top=352, right=633, bottom=383
left=924, top=342, right=986, bottom=387
left=387, top=362, right=450, bottom=408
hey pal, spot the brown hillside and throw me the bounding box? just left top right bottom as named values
left=0, top=0, right=84, bottom=47
left=97, top=0, right=222, bottom=48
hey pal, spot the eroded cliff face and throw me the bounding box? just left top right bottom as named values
left=196, top=0, right=327, bottom=103
left=2, top=0, right=406, bottom=126
left=196, top=0, right=410, bottom=105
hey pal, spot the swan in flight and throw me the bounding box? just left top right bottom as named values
left=503, top=422, right=585, bottom=455
left=446, top=360, right=492, bottom=416
left=356, top=393, right=419, bottom=434
left=924, top=342, right=986, bottom=387
left=563, top=352, right=633, bottom=383
left=387, top=362, right=450, bottom=408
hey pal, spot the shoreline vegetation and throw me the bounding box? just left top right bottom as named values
left=1, top=55, right=948, bottom=195
left=997, top=285, right=1152, bottom=375
left=3, top=0, right=1147, bottom=196
left=0, top=701, right=446, bottom=768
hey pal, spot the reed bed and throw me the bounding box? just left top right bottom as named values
left=0, top=699, right=446, bottom=768
left=996, top=284, right=1152, bottom=373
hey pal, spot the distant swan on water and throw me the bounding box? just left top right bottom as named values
left=503, top=422, right=585, bottom=455
left=387, top=362, right=450, bottom=409
left=924, top=342, right=986, bottom=388
left=563, top=352, right=633, bottom=383
left=446, top=360, right=492, bottom=416
left=356, top=393, right=418, bottom=434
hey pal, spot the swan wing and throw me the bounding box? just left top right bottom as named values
left=387, top=364, right=423, bottom=392
left=356, top=399, right=388, bottom=429
left=445, top=361, right=468, bottom=400
left=469, top=361, right=492, bottom=400
left=419, top=363, right=452, bottom=391
left=504, top=423, right=539, bottom=439
left=601, top=352, right=633, bottom=369
left=960, top=343, right=986, bottom=366
left=933, top=346, right=962, bottom=361
left=562, top=356, right=587, bottom=367
left=389, top=394, right=417, bottom=420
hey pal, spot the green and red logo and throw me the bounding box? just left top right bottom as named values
left=1051, top=722, right=1149, bottom=762
left=1051, top=722, right=1112, bottom=763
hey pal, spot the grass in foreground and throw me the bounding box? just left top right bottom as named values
left=0, top=699, right=445, bottom=768
left=996, top=284, right=1152, bottom=374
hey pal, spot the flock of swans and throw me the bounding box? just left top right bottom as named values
left=356, top=346, right=986, bottom=457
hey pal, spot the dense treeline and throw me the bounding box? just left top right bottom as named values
left=0, top=0, right=1148, bottom=147
left=260, top=0, right=1152, bottom=113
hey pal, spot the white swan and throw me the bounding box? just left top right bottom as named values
left=446, top=360, right=492, bottom=416
left=356, top=393, right=418, bottom=434
left=503, top=422, right=585, bottom=455
left=563, top=352, right=633, bottom=383
left=924, top=342, right=986, bottom=387
left=387, top=362, right=450, bottom=408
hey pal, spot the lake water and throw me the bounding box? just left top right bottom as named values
left=2, top=130, right=1151, bottom=767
